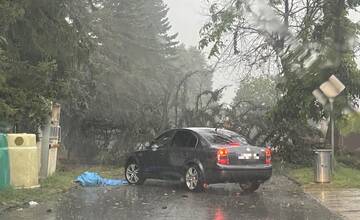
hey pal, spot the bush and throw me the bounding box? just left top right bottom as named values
left=337, top=153, right=360, bottom=169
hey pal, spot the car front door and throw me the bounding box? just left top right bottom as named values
left=143, top=130, right=175, bottom=177
left=169, top=130, right=198, bottom=176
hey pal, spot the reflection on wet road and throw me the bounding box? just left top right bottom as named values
left=1, top=175, right=341, bottom=220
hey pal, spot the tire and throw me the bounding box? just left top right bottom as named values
left=239, top=182, right=260, bottom=193
left=125, top=160, right=145, bottom=185
left=184, top=165, right=204, bottom=192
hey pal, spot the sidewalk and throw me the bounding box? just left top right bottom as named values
left=305, top=187, right=360, bottom=220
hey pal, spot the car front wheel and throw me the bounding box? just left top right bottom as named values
left=125, top=161, right=145, bottom=185
left=184, top=165, right=204, bottom=192
left=239, top=182, right=260, bottom=193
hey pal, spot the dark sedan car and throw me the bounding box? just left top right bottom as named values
left=124, top=127, right=272, bottom=192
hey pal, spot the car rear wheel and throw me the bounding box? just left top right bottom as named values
left=125, top=161, right=145, bottom=185
left=185, top=165, right=204, bottom=192
left=239, top=182, right=260, bottom=193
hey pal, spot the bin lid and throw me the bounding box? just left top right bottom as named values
left=0, top=133, right=7, bottom=149
left=7, top=134, right=36, bottom=147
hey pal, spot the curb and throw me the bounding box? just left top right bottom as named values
left=283, top=173, right=302, bottom=186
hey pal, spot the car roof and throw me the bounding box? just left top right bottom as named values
left=185, top=127, right=229, bottom=133
left=163, top=127, right=237, bottom=136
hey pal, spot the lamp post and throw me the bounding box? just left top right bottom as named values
left=312, top=75, right=345, bottom=173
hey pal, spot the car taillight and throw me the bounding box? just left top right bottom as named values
left=265, top=147, right=272, bottom=165
left=217, top=148, right=229, bottom=165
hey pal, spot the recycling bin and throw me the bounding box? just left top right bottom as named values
left=314, top=149, right=332, bottom=183
left=0, top=134, right=10, bottom=189
left=8, top=134, right=39, bottom=188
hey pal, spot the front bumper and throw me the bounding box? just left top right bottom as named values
left=205, top=165, right=272, bottom=184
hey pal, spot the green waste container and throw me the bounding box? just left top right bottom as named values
left=0, top=133, right=10, bottom=189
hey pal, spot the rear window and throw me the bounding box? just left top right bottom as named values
left=200, top=129, right=248, bottom=145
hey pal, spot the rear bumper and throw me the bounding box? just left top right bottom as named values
left=205, top=165, right=272, bottom=184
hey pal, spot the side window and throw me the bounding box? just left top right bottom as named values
left=172, top=131, right=198, bottom=148
left=153, top=130, right=175, bottom=148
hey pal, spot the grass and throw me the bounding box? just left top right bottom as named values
left=0, top=165, right=123, bottom=209
left=288, top=164, right=360, bottom=188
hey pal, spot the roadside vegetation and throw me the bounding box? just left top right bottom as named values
left=0, top=165, right=122, bottom=210
left=287, top=163, right=360, bottom=188
left=337, top=153, right=360, bottom=170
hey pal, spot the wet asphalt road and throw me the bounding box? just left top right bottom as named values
left=1, top=174, right=341, bottom=220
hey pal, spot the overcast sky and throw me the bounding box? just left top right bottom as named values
left=164, top=0, right=238, bottom=103
left=164, top=1, right=360, bottom=104
left=164, top=0, right=205, bottom=47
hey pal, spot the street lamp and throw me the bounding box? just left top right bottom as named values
left=312, top=75, right=345, bottom=173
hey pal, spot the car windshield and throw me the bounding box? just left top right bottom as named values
left=200, top=129, right=249, bottom=145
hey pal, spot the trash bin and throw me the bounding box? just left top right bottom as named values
left=8, top=134, right=39, bottom=188
left=314, top=149, right=332, bottom=183
left=0, top=134, right=10, bottom=189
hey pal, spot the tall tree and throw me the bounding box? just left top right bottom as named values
left=200, top=0, right=360, bottom=164
left=0, top=0, right=92, bottom=132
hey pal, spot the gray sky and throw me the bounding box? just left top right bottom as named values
left=164, top=0, right=204, bottom=47
left=164, top=0, right=238, bottom=103
left=164, top=1, right=360, bottom=104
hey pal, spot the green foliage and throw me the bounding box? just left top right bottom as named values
left=0, top=0, right=91, bottom=132
left=337, top=153, right=360, bottom=169
left=59, top=0, right=214, bottom=162
left=288, top=165, right=360, bottom=188
left=200, top=0, right=360, bottom=165
left=338, top=112, right=360, bottom=136
left=226, top=76, right=277, bottom=144
left=200, top=3, right=237, bottom=57
left=0, top=0, right=215, bottom=162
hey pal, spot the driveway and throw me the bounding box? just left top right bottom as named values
left=1, top=174, right=341, bottom=220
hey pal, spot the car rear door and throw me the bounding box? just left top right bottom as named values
left=168, top=130, right=198, bottom=176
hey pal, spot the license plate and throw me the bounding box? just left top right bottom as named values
left=238, top=153, right=253, bottom=160
left=238, top=153, right=260, bottom=160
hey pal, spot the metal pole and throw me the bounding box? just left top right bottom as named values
left=329, top=98, right=335, bottom=173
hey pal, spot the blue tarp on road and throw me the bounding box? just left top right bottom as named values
left=75, top=171, right=128, bottom=187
